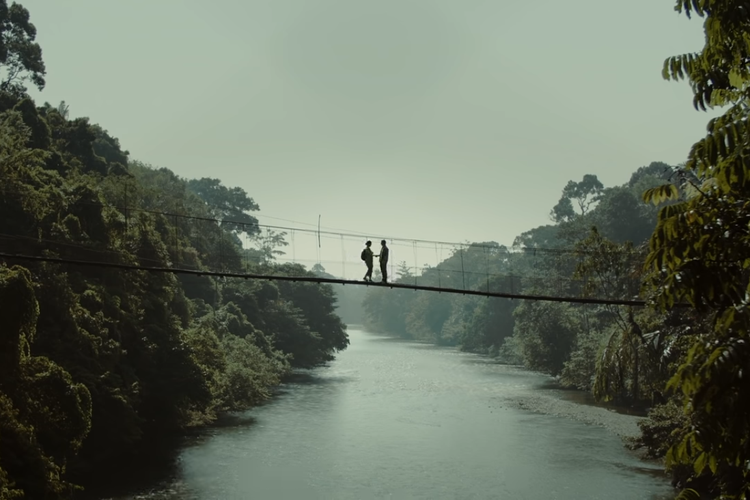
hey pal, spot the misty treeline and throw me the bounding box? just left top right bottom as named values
left=360, top=166, right=708, bottom=494
left=364, top=0, right=750, bottom=496
left=0, top=2, right=348, bottom=498
left=362, top=163, right=687, bottom=400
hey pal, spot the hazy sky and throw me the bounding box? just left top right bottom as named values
left=21, top=0, right=720, bottom=276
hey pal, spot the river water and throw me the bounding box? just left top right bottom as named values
left=107, top=327, right=674, bottom=500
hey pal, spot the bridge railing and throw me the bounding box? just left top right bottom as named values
left=0, top=190, right=645, bottom=303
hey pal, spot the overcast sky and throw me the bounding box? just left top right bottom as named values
left=21, top=0, right=719, bottom=277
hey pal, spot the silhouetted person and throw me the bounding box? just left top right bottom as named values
left=361, top=240, right=374, bottom=282
left=377, top=239, right=389, bottom=283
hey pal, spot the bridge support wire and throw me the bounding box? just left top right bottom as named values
left=0, top=251, right=665, bottom=307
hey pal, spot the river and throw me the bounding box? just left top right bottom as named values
left=103, top=327, right=674, bottom=500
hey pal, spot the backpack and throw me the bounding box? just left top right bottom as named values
left=361, top=249, right=367, bottom=261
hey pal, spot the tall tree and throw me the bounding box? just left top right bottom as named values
left=186, top=178, right=260, bottom=237
left=0, top=1, right=45, bottom=95
left=550, top=174, right=604, bottom=223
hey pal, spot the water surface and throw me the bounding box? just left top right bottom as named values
left=109, top=327, right=673, bottom=499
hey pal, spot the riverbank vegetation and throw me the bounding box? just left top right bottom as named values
left=364, top=1, right=750, bottom=497
left=3, top=0, right=749, bottom=498
left=0, top=2, right=348, bottom=497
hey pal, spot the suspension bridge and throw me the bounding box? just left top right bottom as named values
left=0, top=197, right=653, bottom=307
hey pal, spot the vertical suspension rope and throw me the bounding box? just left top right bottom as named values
left=205, top=220, right=210, bottom=270
left=291, top=230, right=296, bottom=264
left=460, top=245, right=466, bottom=290
left=435, top=243, right=441, bottom=289
left=389, top=240, right=393, bottom=284
left=485, top=245, right=490, bottom=293
left=248, top=228, right=253, bottom=272
left=413, top=240, right=418, bottom=286
left=391, top=241, right=394, bottom=285
left=240, top=224, right=245, bottom=271
left=340, top=234, right=345, bottom=279
left=316, top=217, right=321, bottom=264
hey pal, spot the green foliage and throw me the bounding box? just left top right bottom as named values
left=596, top=187, right=660, bottom=244
left=0, top=265, right=93, bottom=498
left=363, top=168, right=667, bottom=389
left=0, top=27, right=349, bottom=496
left=0, top=0, right=45, bottom=96
left=361, top=160, right=707, bottom=495
left=363, top=242, right=519, bottom=350
left=634, top=1, right=750, bottom=497
left=460, top=296, right=517, bottom=353
left=253, top=228, right=289, bottom=263
left=631, top=398, right=689, bottom=460
left=405, top=293, right=454, bottom=340
left=560, top=324, right=599, bottom=390
left=550, top=174, right=604, bottom=223
left=512, top=301, right=578, bottom=375
left=187, top=177, right=260, bottom=236
left=0, top=265, right=37, bottom=381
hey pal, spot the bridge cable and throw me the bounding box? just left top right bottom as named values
left=0, top=186, right=635, bottom=258
left=0, top=251, right=671, bottom=307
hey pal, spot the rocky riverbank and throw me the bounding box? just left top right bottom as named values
left=497, top=390, right=644, bottom=439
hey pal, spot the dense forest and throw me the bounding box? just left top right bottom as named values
left=3, top=0, right=750, bottom=499
left=362, top=1, right=750, bottom=497
left=363, top=164, right=678, bottom=393
left=0, top=2, right=349, bottom=498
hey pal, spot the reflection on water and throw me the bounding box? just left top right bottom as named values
left=101, top=328, right=673, bottom=500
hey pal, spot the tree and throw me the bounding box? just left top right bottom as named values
left=591, top=187, right=657, bottom=245
left=311, top=263, right=328, bottom=276
left=0, top=36, right=353, bottom=496
left=550, top=174, right=604, bottom=223
left=460, top=292, right=517, bottom=355
left=395, top=261, right=413, bottom=281
left=641, top=0, right=750, bottom=496
left=627, top=161, right=672, bottom=188
left=512, top=301, right=578, bottom=376
left=254, top=228, right=288, bottom=263
left=512, top=225, right=562, bottom=250
left=186, top=178, right=260, bottom=237
left=55, top=101, right=69, bottom=119
left=0, top=1, right=45, bottom=95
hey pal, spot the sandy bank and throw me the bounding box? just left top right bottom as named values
left=492, top=387, right=645, bottom=440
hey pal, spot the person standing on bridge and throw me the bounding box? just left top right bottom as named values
left=361, top=240, right=375, bottom=282
left=376, top=239, right=389, bottom=283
